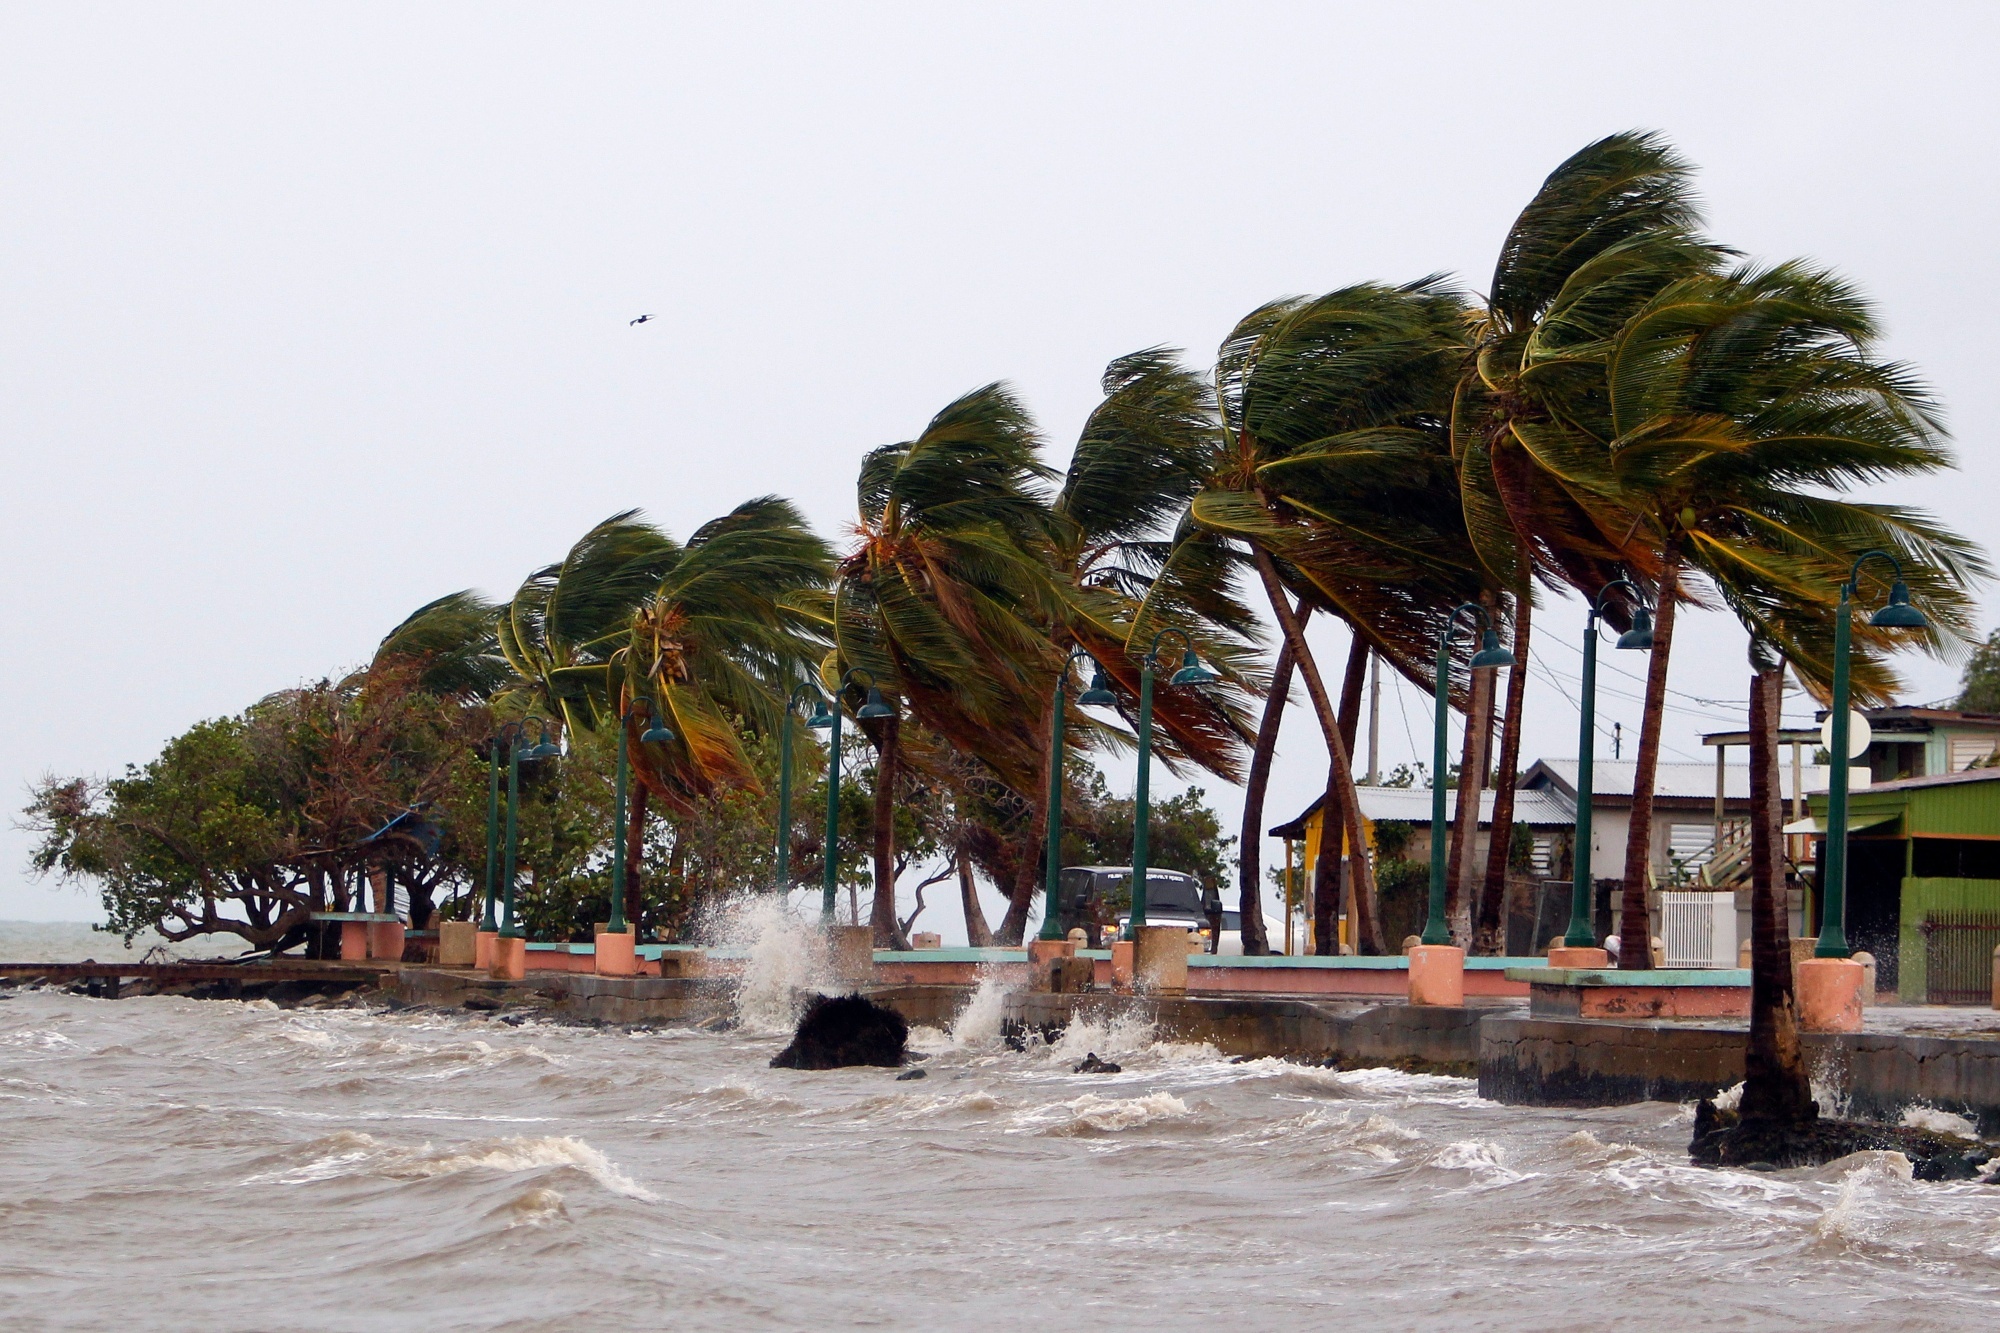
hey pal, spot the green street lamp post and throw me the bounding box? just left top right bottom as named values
left=774, top=682, right=824, bottom=894
left=1123, top=629, right=1217, bottom=940
left=805, top=669, right=896, bottom=921
left=1817, top=550, right=1928, bottom=958
left=479, top=733, right=504, bottom=932
left=500, top=719, right=559, bottom=941
left=607, top=699, right=675, bottom=936
left=1422, top=605, right=1516, bottom=946
left=1562, top=581, right=1655, bottom=948
left=1039, top=650, right=1117, bottom=942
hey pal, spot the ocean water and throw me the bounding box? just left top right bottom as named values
left=4, top=923, right=2000, bottom=1329
left=0, top=920, right=206, bottom=964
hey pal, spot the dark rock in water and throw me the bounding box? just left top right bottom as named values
left=770, top=993, right=909, bottom=1070
left=895, top=1067, right=928, bottom=1081
left=1691, top=1098, right=1995, bottom=1181
left=1074, top=1053, right=1121, bottom=1074
left=462, top=995, right=503, bottom=1011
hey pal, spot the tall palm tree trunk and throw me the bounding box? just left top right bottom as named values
left=1314, top=633, right=1370, bottom=954
left=1474, top=593, right=1532, bottom=955
left=869, top=718, right=907, bottom=948
left=1741, top=651, right=1814, bottom=1123
left=1237, top=605, right=1310, bottom=955
left=1447, top=645, right=1496, bottom=944
left=957, top=845, right=995, bottom=947
left=1619, top=539, right=1682, bottom=969
left=1252, top=549, right=1381, bottom=954
left=624, top=783, right=648, bottom=936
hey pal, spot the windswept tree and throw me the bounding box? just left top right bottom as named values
left=1578, top=258, right=1979, bottom=965
left=835, top=384, right=1064, bottom=946
left=616, top=496, right=834, bottom=925
left=1050, top=349, right=1264, bottom=940
left=1190, top=279, right=1486, bottom=952
left=497, top=510, right=680, bottom=738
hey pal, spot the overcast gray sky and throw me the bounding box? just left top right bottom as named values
left=4, top=3, right=1996, bottom=932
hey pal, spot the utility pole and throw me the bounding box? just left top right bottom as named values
left=1613, top=721, right=1623, bottom=760
left=1366, top=649, right=1381, bottom=786
left=1360, top=648, right=1376, bottom=784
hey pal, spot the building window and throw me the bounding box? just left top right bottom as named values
left=1910, top=838, right=2000, bottom=879
left=1947, top=736, right=1999, bottom=772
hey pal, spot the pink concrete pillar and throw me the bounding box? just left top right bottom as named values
left=595, top=930, right=637, bottom=977
left=1109, top=939, right=1136, bottom=991
left=339, top=920, right=370, bottom=961
left=1408, top=945, right=1465, bottom=1006
left=489, top=936, right=526, bottom=982
left=1547, top=946, right=1609, bottom=969
left=369, top=920, right=406, bottom=962
left=1796, top=957, right=1864, bottom=1033
left=1027, top=938, right=1074, bottom=966
left=474, top=929, right=498, bottom=972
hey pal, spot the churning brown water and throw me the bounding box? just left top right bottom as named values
left=5, top=936, right=2000, bottom=1328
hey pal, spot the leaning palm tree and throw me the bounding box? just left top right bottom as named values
left=614, top=496, right=835, bottom=926
left=1050, top=349, right=1266, bottom=939
left=1448, top=132, right=1729, bottom=953
left=835, top=384, right=1066, bottom=946
left=497, top=510, right=680, bottom=738
left=1187, top=279, right=1489, bottom=952
left=365, top=590, right=510, bottom=701
left=1583, top=259, right=1981, bottom=967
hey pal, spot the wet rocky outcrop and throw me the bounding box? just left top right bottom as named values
left=770, top=993, right=909, bottom=1070
left=1073, top=1053, right=1122, bottom=1074
left=1690, top=1099, right=1998, bottom=1182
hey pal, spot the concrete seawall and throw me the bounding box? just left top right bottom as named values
left=384, top=966, right=2000, bottom=1134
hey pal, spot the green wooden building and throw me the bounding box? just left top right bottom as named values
left=1804, top=767, right=2000, bottom=1002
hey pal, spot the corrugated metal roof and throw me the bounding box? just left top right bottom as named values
left=1271, top=784, right=1574, bottom=837
left=1527, top=758, right=1798, bottom=801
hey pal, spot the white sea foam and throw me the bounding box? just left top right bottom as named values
left=1899, top=1105, right=1978, bottom=1137
left=946, top=973, right=1011, bottom=1049
left=242, top=1131, right=656, bottom=1200
left=712, top=895, right=831, bottom=1034
left=1029, top=1090, right=1192, bottom=1135
left=1814, top=1151, right=1914, bottom=1245
left=1425, top=1139, right=1531, bottom=1187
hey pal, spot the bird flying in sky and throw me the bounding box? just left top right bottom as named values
left=629, top=314, right=654, bottom=325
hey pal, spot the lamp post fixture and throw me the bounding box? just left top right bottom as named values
left=1039, top=649, right=1118, bottom=942
left=1421, top=604, right=1516, bottom=946
left=479, top=731, right=504, bottom=932
left=1561, top=581, right=1656, bottom=948
left=805, top=669, right=897, bottom=921
left=774, top=682, right=824, bottom=894
left=607, top=699, right=675, bottom=936
left=499, top=718, right=559, bottom=941
left=1816, top=550, right=1928, bottom=958
left=1123, top=629, right=1217, bottom=940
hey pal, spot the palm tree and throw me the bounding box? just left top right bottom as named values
left=1577, top=258, right=1980, bottom=967
left=496, top=510, right=681, bottom=739
left=1051, top=349, right=1266, bottom=941
left=616, top=496, right=834, bottom=928
left=1446, top=132, right=1728, bottom=954
left=835, top=384, right=1064, bottom=946
left=1188, top=280, right=1487, bottom=952
left=367, top=591, right=510, bottom=701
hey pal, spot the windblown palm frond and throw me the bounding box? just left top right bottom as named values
left=619, top=496, right=835, bottom=812
left=368, top=591, right=508, bottom=700
left=497, top=510, right=679, bottom=736
left=1594, top=260, right=1985, bottom=701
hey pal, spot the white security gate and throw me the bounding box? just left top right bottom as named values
left=1659, top=891, right=1738, bottom=968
